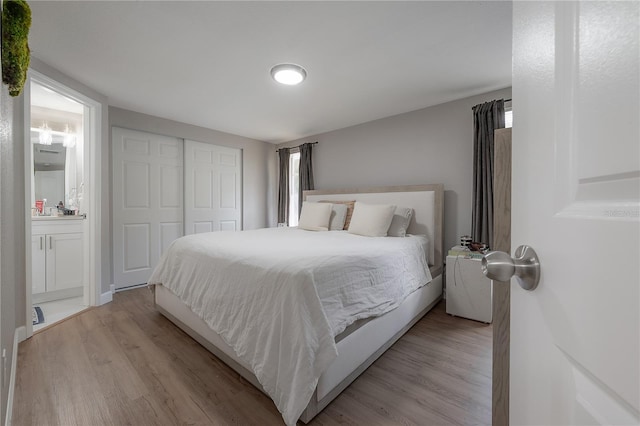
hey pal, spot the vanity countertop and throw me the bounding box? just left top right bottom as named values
left=32, top=215, right=84, bottom=221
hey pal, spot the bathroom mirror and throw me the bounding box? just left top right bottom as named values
left=33, top=139, right=67, bottom=207
left=31, top=82, right=84, bottom=214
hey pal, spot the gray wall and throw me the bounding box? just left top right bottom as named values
left=274, top=87, right=512, bottom=252
left=109, top=107, right=271, bottom=286
left=0, top=56, right=104, bottom=423
left=0, top=75, right=26, bottom=424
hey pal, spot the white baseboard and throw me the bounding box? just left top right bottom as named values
left=5, top=326, right=26, bottom=426
left=99, top=290, right=113, bottom=305
left=115, top=283, right=148, bottom=292
left=101, top=283, right=147, bottom=304
left=15, top=327, right=26, bottom=344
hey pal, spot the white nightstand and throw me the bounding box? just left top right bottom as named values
left=446, top=253, right=493, bottom=323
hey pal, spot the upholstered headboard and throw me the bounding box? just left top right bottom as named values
left=304, top=184, right=444, bottom=273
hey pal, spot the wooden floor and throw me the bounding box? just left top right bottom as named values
left=13, top=288, right=492, bottom=426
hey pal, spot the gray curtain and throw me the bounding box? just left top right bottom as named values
left=298, top=143, right=315, bottom=214
left=277, top=148, right=290, bottom=224
left=472, top=99, right=505, bottom=249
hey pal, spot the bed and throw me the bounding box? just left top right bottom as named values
left=150, top=184, right=444, bottom=425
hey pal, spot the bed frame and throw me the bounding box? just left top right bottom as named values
left=154, top=184, right=444, bottom=423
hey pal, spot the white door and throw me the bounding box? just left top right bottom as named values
left=184, top=140, right=242, bottom=234
left=511, top=2, right=638, bottom=424
left=112, top=127, right=183, bottom=288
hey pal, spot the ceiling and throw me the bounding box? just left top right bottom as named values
left=28, top=1, right=512, bottom=144
left=31, top=82, right=83, bottom=114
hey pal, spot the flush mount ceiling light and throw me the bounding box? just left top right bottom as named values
left=270, top=63, right=307, bottom=86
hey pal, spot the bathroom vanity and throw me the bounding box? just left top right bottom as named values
left=31, top=216, right=84, bottom=303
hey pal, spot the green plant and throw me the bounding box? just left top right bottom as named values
left=2, top=0, right=31, bottom=97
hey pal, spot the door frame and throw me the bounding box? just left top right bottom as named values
left=24, top=70, right=103, bottom=338
left=491, top=128, right=512, bottom=425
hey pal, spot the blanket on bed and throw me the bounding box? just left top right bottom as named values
left=148, top=227, right=431, bottom=425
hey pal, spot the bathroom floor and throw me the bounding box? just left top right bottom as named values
left=33, top=296, right=88, bottom=332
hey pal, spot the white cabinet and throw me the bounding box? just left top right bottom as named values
left=32, top=218, right=84, bottom=302
left=446, top=254, right=492, bottom=323
left=31, top=234, right=47, bottom=294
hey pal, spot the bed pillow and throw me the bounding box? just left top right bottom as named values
left=298, top=201, right=333, bottom=231
left=387, top=207, right=413, bottom=237
left=347, top=202, right=397, bottom=237
left=319, top=200, right=355, bottom=230
left=327, top=203, right=348, bottom=230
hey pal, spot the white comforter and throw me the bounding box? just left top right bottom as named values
left=148, top=227, right=432, bottom=425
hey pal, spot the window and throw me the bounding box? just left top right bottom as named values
left=288, top=151, right=300, bottom=226
left=505, top=101, right=513, bottom=128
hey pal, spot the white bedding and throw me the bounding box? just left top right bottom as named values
left=147, top=227, right=432, bottom=425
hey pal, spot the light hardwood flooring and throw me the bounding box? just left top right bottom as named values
left=13, top=288, right=492, bottom=425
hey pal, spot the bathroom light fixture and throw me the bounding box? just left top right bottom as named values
left=63, top=124, right=76, bottom=148
left=270, top=63, right=307, bottom=85
left=31, top=123, right=78, bottom=147
left=39, top=122, right=52, bottom=145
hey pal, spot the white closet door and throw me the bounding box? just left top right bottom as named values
left=184, top=140, right=242, bottom=234
left=112, top=127, right=183, bottom=289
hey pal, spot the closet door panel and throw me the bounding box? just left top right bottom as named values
left=156, top=138, right=184, bottom=271
left=220, top=172, right=237, bottom=208
left=219, top=221, right=237, bottom=231
left=112, top=127, right=183, bottom=289
left=193, top=169, right=214, bottom=209
left=193, top=222, right=213, bottom=234
left=159, top=165, right=181, bottom=209
left=185, top=140, right=242, bottom=235
left=123, top=162, right=150, bottom=208
left=122, top=223, right=150, bottom=272
left=160, top=222, right=182, bottom=254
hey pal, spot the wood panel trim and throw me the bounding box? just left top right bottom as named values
left=492, top=128, right=512, bottom=425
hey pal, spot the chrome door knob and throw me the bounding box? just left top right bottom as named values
left=481, top=245, right=540, bottom=291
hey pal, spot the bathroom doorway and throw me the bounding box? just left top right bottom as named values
left=25, top=70, right=102, bottom=336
